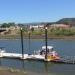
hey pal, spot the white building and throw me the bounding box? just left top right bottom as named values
left=29, top=25, right=44, bottom=30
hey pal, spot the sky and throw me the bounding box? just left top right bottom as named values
left=0, top=0, right=75, bottom=23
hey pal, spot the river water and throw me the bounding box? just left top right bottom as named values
left=0, top=39, right=75, bottom=75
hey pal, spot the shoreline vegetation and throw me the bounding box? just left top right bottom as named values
left=1, top=26, right=75, bottom=40
left=0, top=34, right=75, bottom=40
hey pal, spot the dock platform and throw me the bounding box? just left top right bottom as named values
left=0, top=52, right=75, bottom=64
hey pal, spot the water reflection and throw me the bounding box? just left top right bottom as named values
left=0, top=58, right=2, bottom=66
left=21, top=60, right=55, bottom=73
left=0, top=58, right=75, bottom=75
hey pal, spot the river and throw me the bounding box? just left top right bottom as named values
left=0, top=39, right=75, bottom=75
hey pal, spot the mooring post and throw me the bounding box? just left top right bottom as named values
left=45, top=26, right=48, bottom=60
left=20, top=28, right=24, bottom=58
left=28, top=31, right=31, bottom=52
left=28, top=31, right=30, bottom=40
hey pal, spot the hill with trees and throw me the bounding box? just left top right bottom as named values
left=56, top=18, right=75, bottom=26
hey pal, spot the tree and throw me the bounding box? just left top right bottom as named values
left=8, top=22, right=15, bottom=26
left=1, top=23, right=9, bottom=28
left=1, top=22, right=16, bottom=28
left=31, top=27, right=34, bottom=32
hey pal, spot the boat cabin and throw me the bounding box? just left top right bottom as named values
left=40, top=46, right=53, bottom=55
left=40, top=46, right=60, bottom=60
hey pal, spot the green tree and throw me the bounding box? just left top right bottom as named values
left=1, top=22, right=15, bottom=28
left=1, top=23, right=9, bottom=28
left=8, top=22, right=15, bottom=26
left=31, top=27, right=34, bottom=32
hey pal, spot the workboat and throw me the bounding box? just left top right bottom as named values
left=27, top=46, right=60, bottom=61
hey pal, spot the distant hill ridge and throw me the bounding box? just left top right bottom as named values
left=56, top=18, right=75, bottom=26
left=23, top=18, right=75, bottom=26
left=0, top=18, right=75, bottom=27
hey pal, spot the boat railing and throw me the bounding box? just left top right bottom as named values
left=0, top=47, right=6, bottom=53
left=60, top=55, right=75, bottom=64
left=33, top=50, right=41, bottom=55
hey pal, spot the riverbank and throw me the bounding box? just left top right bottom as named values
left=0, top=66, right=45, bottom=75
left=0, top=66, right=26, bottom=75
left=1, top=34, right=75, bottom=40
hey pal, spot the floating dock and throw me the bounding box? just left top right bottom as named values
left=0, top=52, right=75, bottom=64
left=0, top=52, right=28, bottom=59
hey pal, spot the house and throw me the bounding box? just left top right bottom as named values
left=30, top=25, right=38, bottom=30
left=29, top=25, right=44, bottom=30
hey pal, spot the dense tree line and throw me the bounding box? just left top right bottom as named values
left=0, top=22, right=15, bottom=28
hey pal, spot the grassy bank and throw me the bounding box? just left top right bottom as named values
left=1, top=27, right=75, bottom=40
left=0, top=34, right=75, bottom=40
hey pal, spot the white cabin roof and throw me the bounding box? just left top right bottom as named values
left=42, top=46, right=53, bottom=50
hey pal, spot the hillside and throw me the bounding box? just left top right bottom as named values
left=56, top=18, right=75, bottom=26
